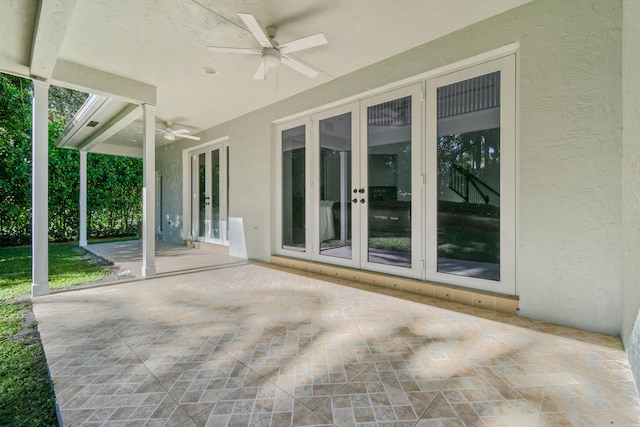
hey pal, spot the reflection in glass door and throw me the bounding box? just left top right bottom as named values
left=281, top=125, right=307, bottom=251
left=436, top=72, right=501, bottom=281
left=426, top=55, right=516, bottom=294
left=276, top=56, right=514, bottom=293
left=316, top=109, right=356, bottom=262
left=363, top=92, right=418, bottom=271
left=190, top=142, right=228, bottom=244
left=210, top=149, right=221, bottom=239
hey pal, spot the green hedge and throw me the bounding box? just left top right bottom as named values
left=0, top=74, right=143, bottom=246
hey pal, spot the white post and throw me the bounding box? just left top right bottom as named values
left=79, top=150, right=88, bottom=248
left=31, top=80, right=50, bottom=297
left=141, top=104, right=156, bottom=277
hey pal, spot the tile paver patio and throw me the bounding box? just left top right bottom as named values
left=33, top=259, right=640, bottom=426
left=85, top=240, right=245, bottom=279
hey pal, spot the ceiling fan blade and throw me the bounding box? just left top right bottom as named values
left=279, top=33, right=327, bottom=54
left=238, top=13, right=273, bottom=49
left=281, top=55, right=319, bottom=78
left=208, top=46, right=261, bottom=54
left=171, top=129, right=190, bottom=134
left=179, top=134, right=201, bottom=141
left=252, top=58, right=267, bottom=80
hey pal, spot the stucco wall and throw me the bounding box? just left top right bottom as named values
left=621, top=0, right=640, bottom=389
left=156, top=0, right=623, bottom=334
left=155, top=146, right=184, bottom=244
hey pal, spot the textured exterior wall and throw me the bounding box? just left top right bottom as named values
left=512, top=1, right=623, bottom=334
left=621, top=0, right=640, bottom=389
left=156, top=0, right=624, bottom=333
left=156, top=145, right=184, bottom=244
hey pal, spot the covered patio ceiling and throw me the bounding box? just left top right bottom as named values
left=0, top=0, right=531, bottom=155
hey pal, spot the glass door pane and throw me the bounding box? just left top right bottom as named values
left=198, top=152, right=206, bottom=238
left=226, top=146, right=230, bottom=241
left=319, top=112, right=352, bottom=259
left=366, top=96, right=412, bottom=268
left=210, top=149, right=220, bottom=240
left=436, top=71, right=501, bottom=281
left=282, top=125, right=306, bottom=251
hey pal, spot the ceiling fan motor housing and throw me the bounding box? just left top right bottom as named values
left=264, top=48, right=281, bottom=68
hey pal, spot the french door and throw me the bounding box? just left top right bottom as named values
left=279, top=85, right=422, bottom=277
left=190, top=142, right=229, bottom=244
left=425, top=55, right=515, bottom=294
left=277, top=54, right=515, bottom=294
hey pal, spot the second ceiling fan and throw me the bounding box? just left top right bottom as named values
left=209, top=12, right=328, bottom=80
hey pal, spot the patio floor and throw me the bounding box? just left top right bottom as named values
left=84, top=240, right=247, bottom=279
left=32, top=245, right=640, bottom=426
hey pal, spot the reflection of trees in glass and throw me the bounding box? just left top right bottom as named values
left=368, top=142, right=412, bottom=200
left=438, top=128, right=500, bottom=198
left=437, top=127, right=500, bottom=272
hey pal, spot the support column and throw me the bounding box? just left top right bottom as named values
left=141, top=104, right=156, bottom=277
left=31, top=80, right=50, bottom=297
left=79, top=150, right=88, bottom=248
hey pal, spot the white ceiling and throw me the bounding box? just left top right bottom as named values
left=0, top=0, right=531, bottom=152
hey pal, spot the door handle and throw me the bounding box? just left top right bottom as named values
left=360, top=199, right=366, bottom=204
left=358, top=188, right=365, bottom=193
left=352, top=198, right=358, bottom=204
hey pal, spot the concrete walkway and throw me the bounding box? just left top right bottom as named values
left=85, top=240, right=246, bottom=280
left=33, top=250, right=640, bottom=426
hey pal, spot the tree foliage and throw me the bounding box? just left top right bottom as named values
left=0, top=74, right=143, bottom=246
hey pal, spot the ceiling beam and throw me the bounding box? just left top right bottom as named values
left=88, top=144, right=143, bottom=159
left=77, top=103, right=142, bottom=152
left=52, top=59, right=157, bottom=105
left=0, top=57, right=30, bottom=79
left=30, top=0, right=77, bottom=80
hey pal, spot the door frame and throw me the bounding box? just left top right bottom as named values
left=182, top=136, right=229, bottom=245
left=359, top=84, right=423, bottom=278
left=272, top=47, right=518, bottom=296
left=274, top=117, right=312, bottom=257
left=425, top=55, right=516, bottom=294
left=311, top=102, right=360, bottom=268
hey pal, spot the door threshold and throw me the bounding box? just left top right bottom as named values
left=270, top=255, right=518, bottom=315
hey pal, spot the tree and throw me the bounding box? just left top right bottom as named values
left=0, top=74, right=143, bottom=245
left=0, top=74, right=32, bottom=245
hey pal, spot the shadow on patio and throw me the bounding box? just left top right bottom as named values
left=32, top=261, right=640, bottom=426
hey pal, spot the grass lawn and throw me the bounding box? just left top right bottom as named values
left=0, top=242, right=112, bottom=426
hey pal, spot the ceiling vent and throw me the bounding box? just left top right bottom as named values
left=86, top=120, right=99, bottom=127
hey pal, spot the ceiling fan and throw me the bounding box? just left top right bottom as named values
left=156, top=122, right=200, bottom=141
left=208, top=12, right=327, bottom=80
